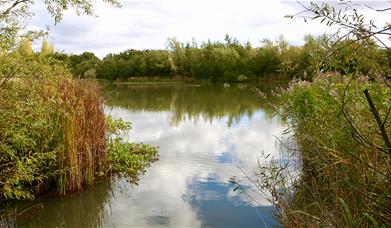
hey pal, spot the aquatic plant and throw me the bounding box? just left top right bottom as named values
left=106, top=116, right=159, bottom=182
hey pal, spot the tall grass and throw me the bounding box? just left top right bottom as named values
left=0, top=72, right=108, bottom=199
left=56, top=79, right=107, bottom=194
left=260, top=74, right=391, bottom=226
left=0, top=54, right=158, bottom=203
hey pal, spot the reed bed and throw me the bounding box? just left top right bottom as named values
left=261, top=74, right=391, bottom=227
left=56, top=79, right=108, bottom=194
left=0, top=56, right=158, bottom=202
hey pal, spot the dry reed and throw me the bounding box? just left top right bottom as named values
left=56, top=79, right=107, bottom=194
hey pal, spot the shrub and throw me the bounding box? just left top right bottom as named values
left=269, top=74, right=391, bottom=226
left=105, top=116, right=159, bottom=182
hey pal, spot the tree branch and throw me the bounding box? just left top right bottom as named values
left=0, top=0, right=30, bottom=18
left=363, top=89, right=391, bottom=155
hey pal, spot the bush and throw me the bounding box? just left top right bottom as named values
left=270, top=74, right=391, bottom=226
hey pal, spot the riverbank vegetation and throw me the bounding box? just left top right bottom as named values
left=1, top=0, right=390, bottom=226
left=244, top=1, right=391, bottom=227
left=0, top=50, right=158, bottom=202
left=275, top=74, right=390, bottom=226
left=0, top=0, right=158, bottom=207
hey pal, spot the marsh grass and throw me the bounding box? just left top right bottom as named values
left=0, top=55, right=159, bottom=204
left=257, top=74, right=391, bottom=227
left=0, top=74, right=107, bottom=199
left=56, top=78, right=108, bottom=194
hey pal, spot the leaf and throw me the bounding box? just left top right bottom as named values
left=363, top=213, right=379, bottom=228
left=338, top=198, right=353, bottom=225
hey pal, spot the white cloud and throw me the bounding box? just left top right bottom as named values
left=29, top=0, right=390, bottom=57
left=27, top=0, right=335, bottom=57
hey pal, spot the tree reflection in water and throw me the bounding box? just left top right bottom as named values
left=103, top=83, right=281, bottom=126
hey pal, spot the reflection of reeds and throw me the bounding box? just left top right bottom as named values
left=57, top=79, right=107, bottom=194
left=2, top=180, right=114, bottom=227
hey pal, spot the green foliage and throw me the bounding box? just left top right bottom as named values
left=105, top=115, right=132, bottom=136
left=47, top=34, right=387, bottom=83
left=0, top=0, right=159, bottom=205
left=271, top=75, right=391, bottom=226
left=254, top=2, right=391, bottom=226
left=0, top=26, right=18, bottom=52
left=40, top=38, right=54, bottom=56
left=95, top=49, right=173, bottom=80
left=17, top=37, right=33, bottom=56
left=108, top=141, right=158, bottom=181
left=0, top=54, right=70, bottom=200
left=83, top=68, right=96, bottom=78
left=0, top=52, right=159, bottom=201
left=105, top=115, right=159, bottom=181
left=67, top=52, right=101, bottom=78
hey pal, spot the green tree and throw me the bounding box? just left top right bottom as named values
left=69, top=52, right=101, bottom=78
left=17, top=37, right=33, bottom=56
left=167, top=37, right=187, bottom=76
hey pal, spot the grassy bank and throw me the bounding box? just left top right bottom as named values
left=98, top=74, right=290, bottom=86
left=264, top=74, right=391, bottom=226
left=0, top=54, right=158, bottom=203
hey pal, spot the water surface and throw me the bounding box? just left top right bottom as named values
left=16, top=83, right=286, bottom=227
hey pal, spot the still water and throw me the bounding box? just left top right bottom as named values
left=16, top=83, right=287, bottom=227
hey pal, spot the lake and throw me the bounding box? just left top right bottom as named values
left=13, top=82, right=287, bottom=227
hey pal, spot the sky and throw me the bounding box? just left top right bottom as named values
left=28, top=0, right=390, bottom=57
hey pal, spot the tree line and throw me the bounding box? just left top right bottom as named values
left=27, top=34, right=388, bottom=82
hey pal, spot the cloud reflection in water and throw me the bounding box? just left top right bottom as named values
left=14, top=84, right=287, bottom=227
left=104, top=104, right=285, bottom=227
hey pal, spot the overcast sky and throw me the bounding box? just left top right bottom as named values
left=29, top=0, right=390, bottom=57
